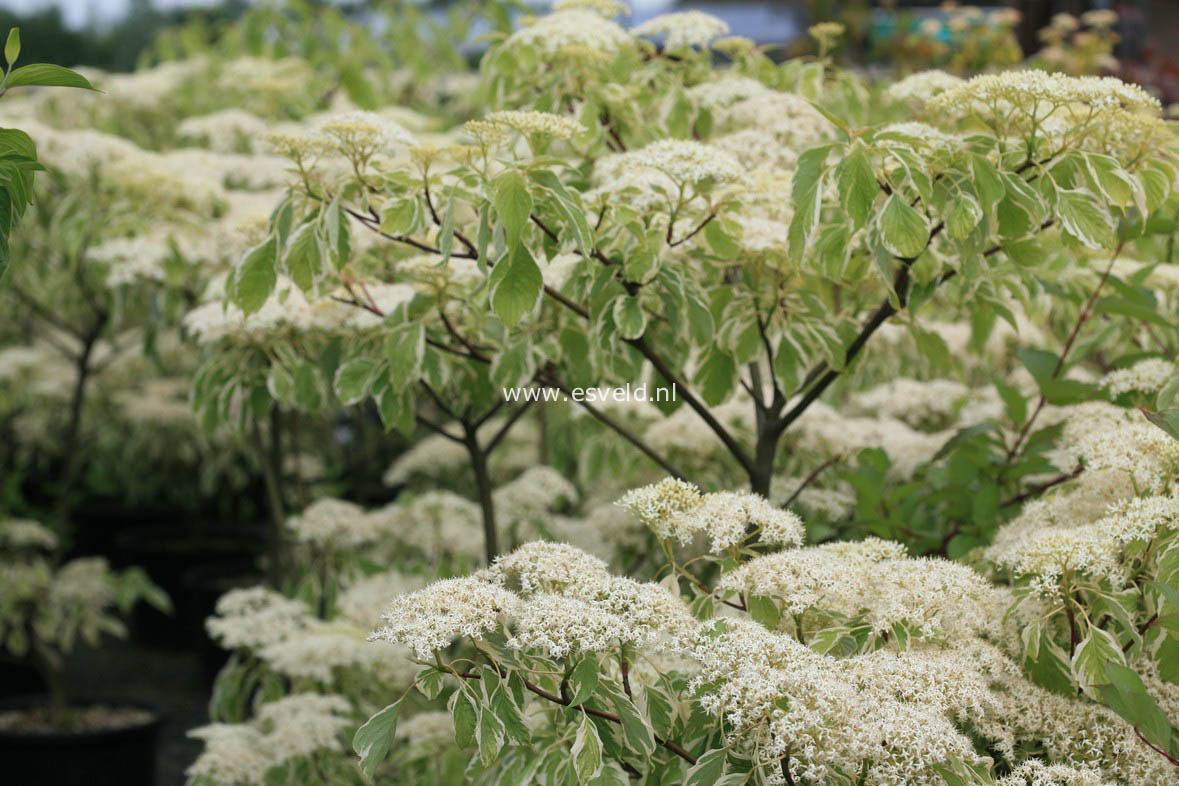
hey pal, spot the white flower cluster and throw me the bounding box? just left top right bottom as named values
left=505, top=10, right=633, bottom=58
left=626, top=139, right=745, bottom=185
left=988, top=489, right=1179, bottom=587
left=372, top=575, right=520, bottom=660
left=206, top=582, right=417, bottom=684
left=632, top=11, right=730, bottom=50
left=398, top=491, right=485, bottom=560
left=617, top=478, right=804, bottom=552
left=850, top=378, right=971, bottom=428
left=177, top=108, right=269, bottom=153
left=688, top=619, right=989, bottom=785
left=886, top=70, right=966, bottom=105
left=793, top=401, right=952, bottom=479
left=930, top=71, right=1161, bottom=117
left=493, top=465, right=580, bottom=526
left=0, top=518, right=59, bottom=551
left=925, top=70, right=1167, bottom=155
left=1058, top=402, right=1179, bottom=493
left=721, top=539, right=1001, bottom=640
left=484, top=110, right=585, bottom=140
left=394, top=709, right=454, bottom=752
left=113, top=377, right=195, bottom=426
left=772, top=475, right=856, bottom=520
left=205, top=586, right=312, bottom=651
left=257, top=624, right=410, bottom=684
left=186, top=694, right=351, bottom=786
left=1100, top=357, right=1175, bottom=396
left=90, top=235, right=173, bottom=287
left=336, top=569, right=421, bottom=628
left=998, top=760, right=1116, bottom=786
left=286, top=497, right=388, bottom=549
left=318, top=110, right=415, bottom=160
left=373, top=541, right=697, bottom=660
left=182, top=278, right=416, bottom=345
left=552, top=0, right=629, bottom=17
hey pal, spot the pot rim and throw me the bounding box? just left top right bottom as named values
left=0, top=695, right=165, bottom=739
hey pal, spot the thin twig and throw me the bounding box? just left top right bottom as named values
left=668, top=213, right=716, bottom=248
left=781, top=456, right=840, bottom=509
left=1000, top=465, right=1083, bottom=508
left=1006, top=242, right=1123, bottom=460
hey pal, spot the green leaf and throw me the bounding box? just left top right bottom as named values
left=612, top=295, right=647, bottom=340
left=704, top=218, right=739, bottom=260
left=438, top=191, right=455, bottom=263
left=836, top=143, right=878, bottom=229
left=353, top=699, right=401, bottom=779
left=0, top=126, right=36, bottom=159
left=1072, top=626, right=1125, bottom=689
left=971, top=153, right=1006, bottom=212
left=878, top=194, right=929, bottom=259
left=4, top=28, right=18, bottom=68
left=1056, top=188, right=1115, bottom=249
left=1085, top=153, right=1138, bottom=208
left=494, top=170, right=533, bottom=249
left=946, top=193, right=983, bottom=242
left=1143, top=408, right=1179, bottom=443
left=747, top=595, right=781, bottom=629
left=492, top=687, right=530, bottom=745
left=567, top=655, right=600, bottom=706
left=322, top=198, right=351, bottom=269
left=787, top=143, right=835, bottom=263
left=685, top=747, right=727, bottom=786
left=284, top=222, right=322, bottom=292
left=491, top=342, right=534, bottom=390
left=1095, top=296, right=1173, bottom=329
left=1024, top=637, right=1075, bottom=695
left=339, top=61, right=376, bottom=109
left=294, top=362, right=322, bottom=413
left=1099, top=662, right=1175, bottom=754
left=606, top=688, right=656, bottom=756
left=334, top=358, right=379, bottom=405
left=380, top=197, right=420, bottom=236
left=451, top=689, right=479, bottom=749
left=5, top=63, right=96, bottom=90
left=1016, top=346, right=1058, bottom=382
left=477, top=702, right=505, bottom=767
left=232, top=236, right=278, bottom=315
left=529, top=169, right=593, bottom=256
left=934, top=759, right=996, bottom=786
left=267, top=365, right=295, bottom=405
left=694, top=347, right=736, bottom=406
left=1158, top=637, right=1179, bottom=684
left=1158, top=373, right=1179, bottom=410
left=377, top=385, right=414, bottom=437
left=994, top=377, right=1027, bottom=425
left=416, top=669, right=446, bottom=701
left=386, top=323, right=424, bottom=391
left=489, top=244, right=543, bottom=328
left=571, top=712, right=603, bottom=784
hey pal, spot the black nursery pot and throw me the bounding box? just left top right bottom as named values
left=0, top=697, right=162, bottom=786
left=0, top=662, right=46, bottom=700
left=182, top=559, right=265, bottom=683
left=114, top=524, right=265, bottom=647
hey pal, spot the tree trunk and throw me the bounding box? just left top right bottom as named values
left=252, top=410, right=286, bottom=587
left=466, top=434, right=499, bottom=565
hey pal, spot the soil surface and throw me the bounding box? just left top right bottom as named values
left=0, top=703, right=154, bottom=733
